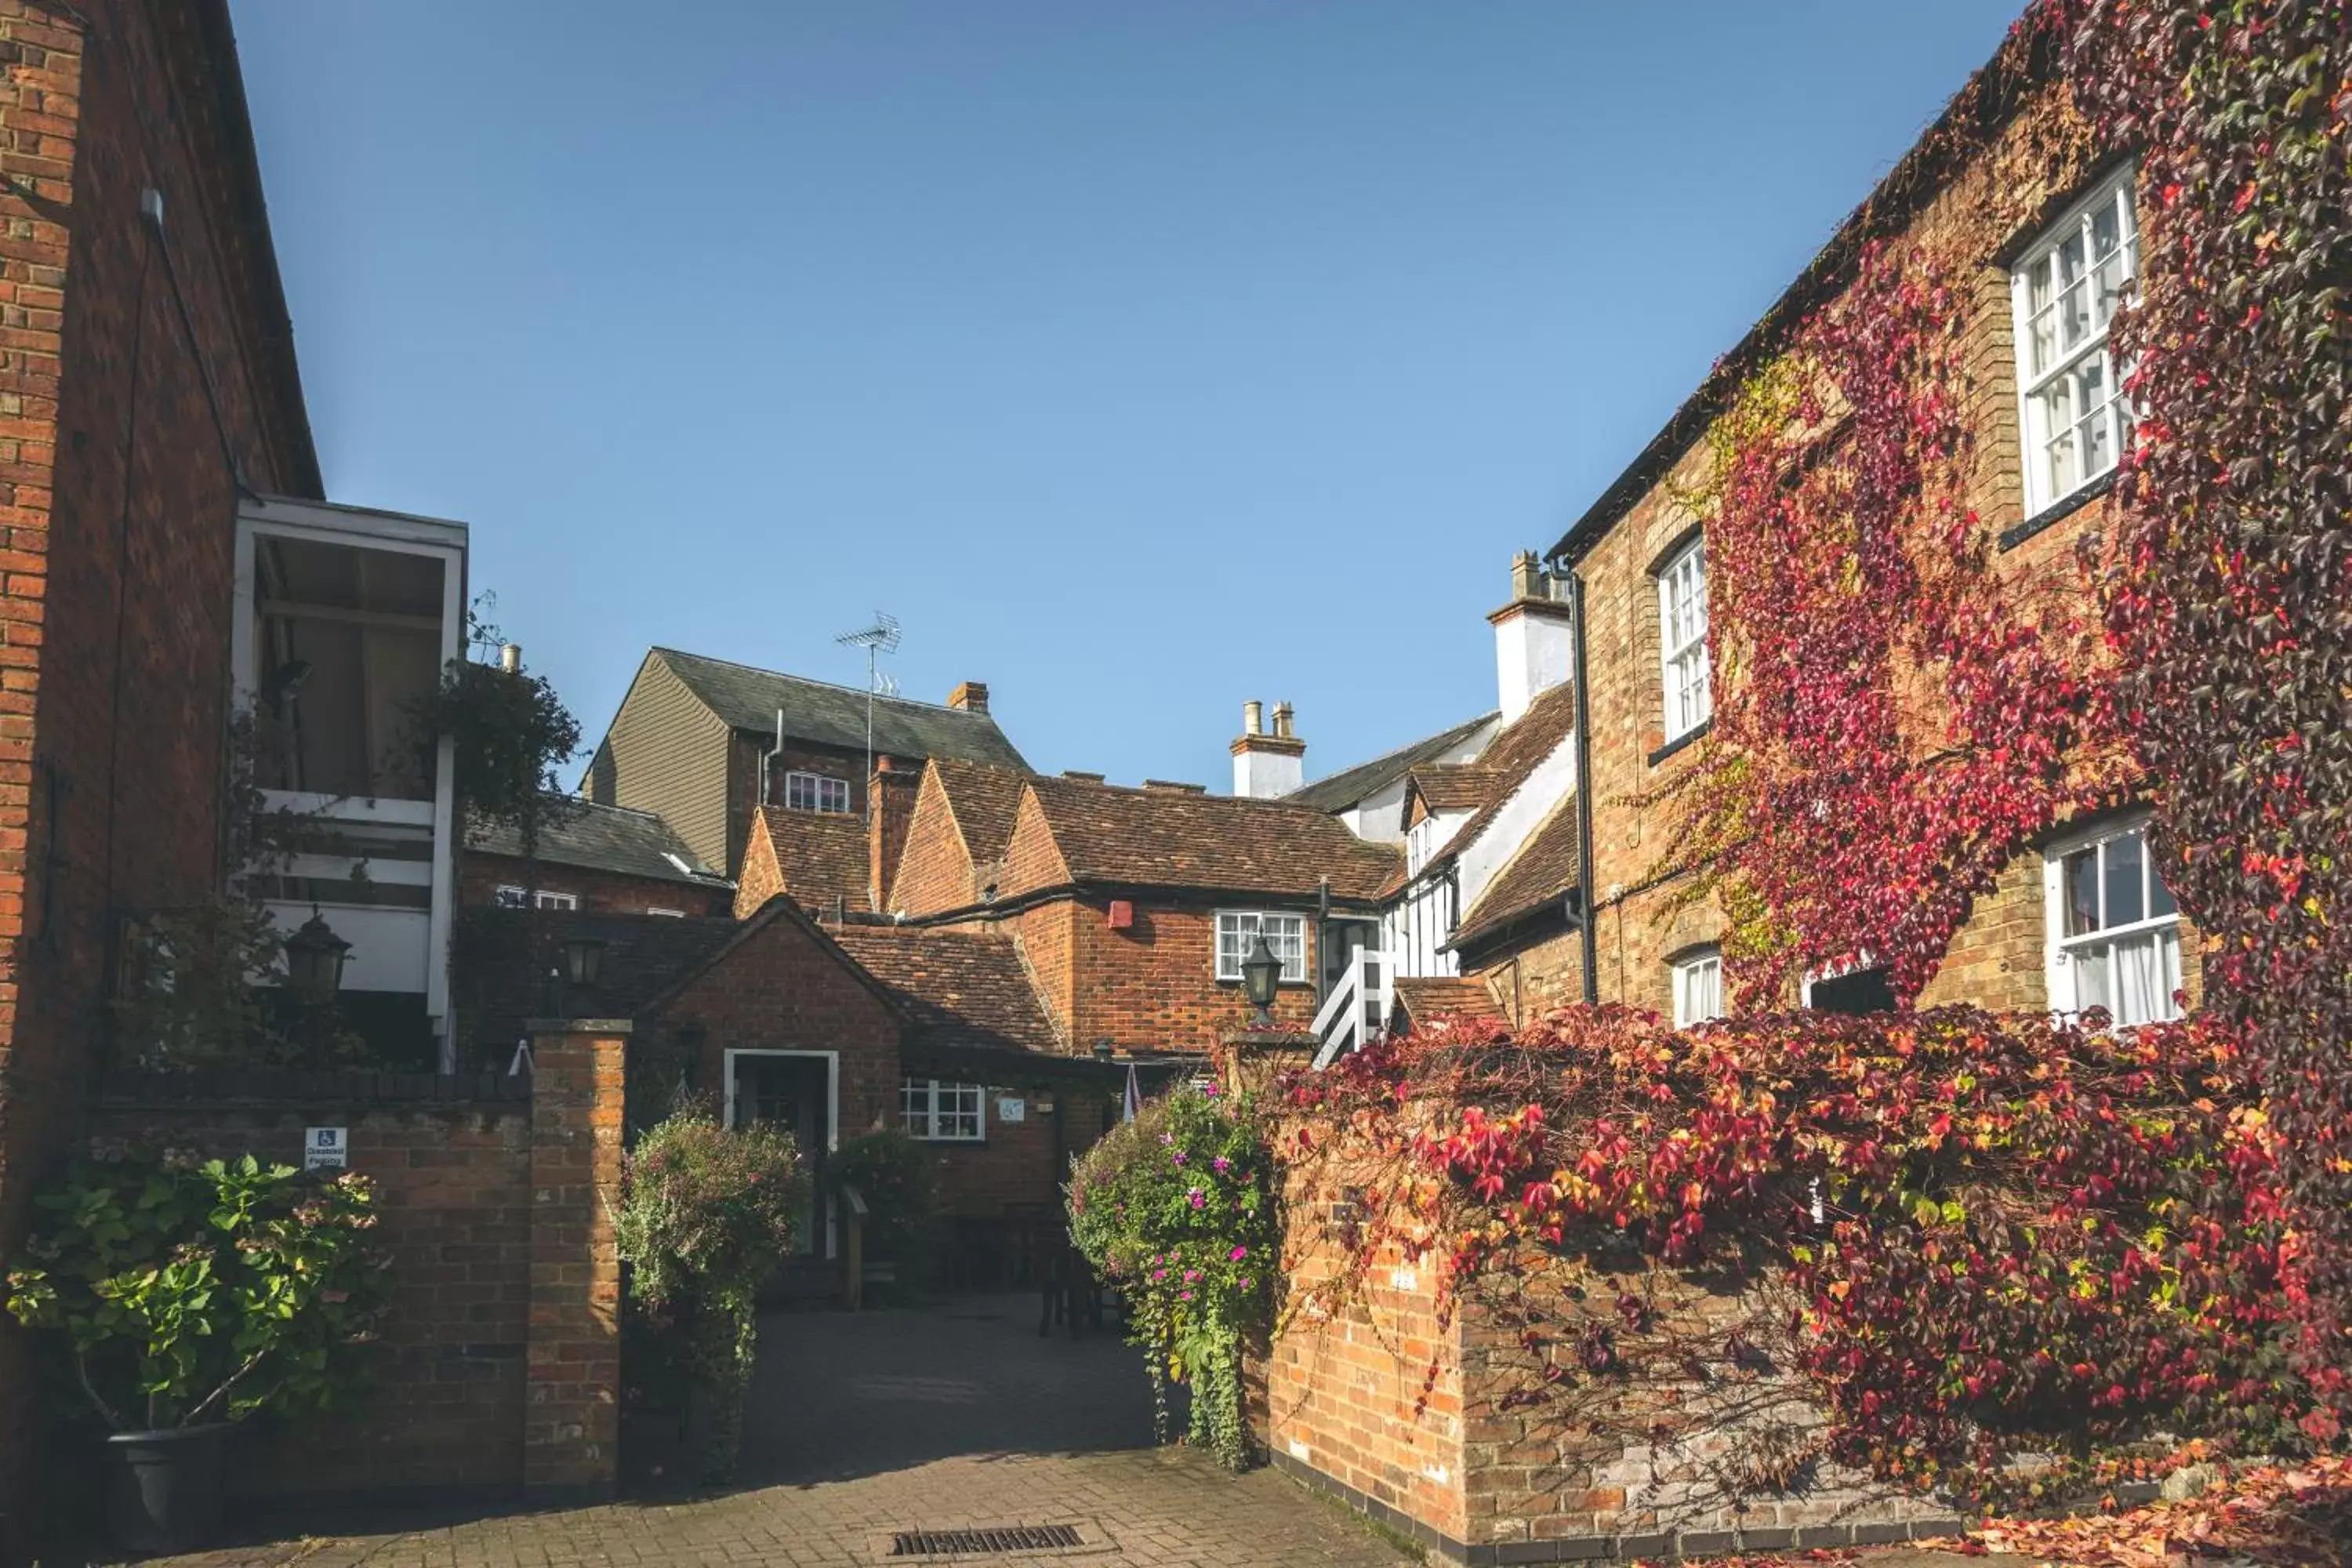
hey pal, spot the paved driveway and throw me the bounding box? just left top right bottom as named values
left=140, top=1295, right=1414, bottom=1568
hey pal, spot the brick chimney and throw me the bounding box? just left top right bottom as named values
left=1487, top=550, right=1575, bottom=724
left=1231, top=700, right=1305, bottom=798
left=869, top=756, right=923, bottom=911
left=946, top=681, right=990, bottom=714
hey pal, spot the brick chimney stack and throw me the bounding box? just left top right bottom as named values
left=1232, top=700, right=1306, bottom=799
left=946, top=681, right=990, bottom=714
left=1487, top=550, right=1575, bottom=724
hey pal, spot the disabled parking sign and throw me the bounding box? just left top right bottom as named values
left=305, top=1127, right=347, bottom=1171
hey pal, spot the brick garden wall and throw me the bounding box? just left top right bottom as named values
left=60, top=1024, right=626, bottom=1510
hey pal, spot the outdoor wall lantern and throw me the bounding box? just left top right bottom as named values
left=282, top=909, right=351, bottom=1005
left=1241, top=934, right=1281, bottom=1028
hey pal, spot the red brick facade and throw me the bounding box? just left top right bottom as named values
left=459, top=851, right=732, bottom=919
left=0, top=0, right=324, bottom=1531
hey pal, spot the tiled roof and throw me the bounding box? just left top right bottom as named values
left=931, top=757, right=1026, bottom=862
left=648, top=648, right=1030, bottom=771
left=755, top=805, right=872, bottom=915
left=1422, top=684, right=1581, bottom=870
left=831, top=927, right=1059, bottom=1055
left=1394, top=975, right=1506, bottom=1026
left=466, top=799, right=728, bottom=888
left=1022, top=776, right=1401, bottom=902
left=1405, top=764, right=1497, bottom=815
left=1283, top=712, right=1499, bottom=813
left=452, top=908, right=741, bottom=1064
left=1450, top=795, right=1582, bottom=951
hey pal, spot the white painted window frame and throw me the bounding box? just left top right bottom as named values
left=645, top=906, right=686, bottom=918
left=493, top=884, right=528, bottom=909
left=2042, top=812, right=2183, bottom=1027
left=785, top=770, right=852, bottom=815
left=532, top=889, right=579, bottom=912
left=1671, top=946, right=1724, bottom=1028
left=1656, top=536, right=1711, bottom=742
left=2010, top=166, right=2140, bottom=515
left=901, top=1076, right=986, bottom=1142
left=1214, top=909, right=1308, bottom=983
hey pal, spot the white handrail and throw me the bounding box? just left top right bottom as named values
left=1312, top=947, right=1393, bottom=1070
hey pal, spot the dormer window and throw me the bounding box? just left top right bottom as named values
left=2011, top=166, right=2139, bottom=514
left=1656, top=535, right=1711, bottom=742
left=785, top=771, right=851, bottom=814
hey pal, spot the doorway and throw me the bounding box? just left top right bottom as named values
left=724, top=1049, right=837, bottom=1258
left=1318, top=918, right=1382, bottom=1001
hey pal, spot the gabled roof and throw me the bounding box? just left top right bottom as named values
left=1404, top=764, right=1497, bottom=816
left=750, top=806, right=872, bottom=915
left=1450, top=795, right=1582, bottom=952
left=466, top=799, right=729, bottom=889
left=453, top=908, right=743, bottom=1058
left=1019, top=776, right=1400, bottom=902
left=831, top=927, right=1059, bottom=1055
left=637, top=894, right=915, bottom=1025
left=1283, top=711, right=1500, bottom=813
left=1419, top=683, right=1581, bottom=873
left=1394, top=975, right=1506, bottom=1027
left=642, top=647, right=1031, bottom=771
left=930, top=757, right=1026, bottom=864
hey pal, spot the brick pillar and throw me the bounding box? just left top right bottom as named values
left=524, top=1018, right=629, bottom=1497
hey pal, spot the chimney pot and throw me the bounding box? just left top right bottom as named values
left=499, top=643, right=522, bottom=673
left=1511, top=550, right=1543, bottom=602
left=1272, top=702, right=1294, bottom=739
left=947, top=681, right=990, bottom=714
left=1231, top=701, right=1305, bottom=798
left=1243, top=699, right=1264, bottom=736
left=1490, top=549, right=1577, bottom=724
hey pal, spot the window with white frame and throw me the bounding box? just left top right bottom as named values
left=785, top=770, right=852, bottom=814
left=494, top=884, right=528, bottom=909
left=644, top=906, right=685, bottom=918
left=2045, top=818, right=2181, bottom=1027
left=2011, top=167, right=2139, bottom=514
left=535, top=890, right=579, bottom=911
left=1671, top=947, right=1723, bottom=1028
left=1657, top=536, right=1711, bottom=742
left=1214, top=911, right=1308, bottom=983
left=900, top=1076, right=984, bottom=1142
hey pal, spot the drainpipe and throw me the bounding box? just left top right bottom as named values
left=1570, top=569, right=1599, bottom=1004
left=760, top=707, right=786, bottom=806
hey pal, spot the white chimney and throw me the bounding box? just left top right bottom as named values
left=1231, top=700, right=1305, bottom=798
left=1488, top=550, right=1574, bottom=724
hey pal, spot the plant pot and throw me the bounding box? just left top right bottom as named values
left=103, top=1423, right=233, bottom=1555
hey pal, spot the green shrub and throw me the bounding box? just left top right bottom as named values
left=613, top=1107, right=806, bottom=1481
left=828, top=1129, right=937, bottom=1278
left=1067, top=1083, right=1276, bottom=1469
left=3, top=1145, right=390, bottom=1432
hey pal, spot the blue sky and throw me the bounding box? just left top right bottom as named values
left=230, top=1, right=2025, bottom=790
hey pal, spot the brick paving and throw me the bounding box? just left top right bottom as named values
left=129, top=1294, right=1415, bottom=1568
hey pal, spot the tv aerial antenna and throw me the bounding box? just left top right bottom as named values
left=834, top=612, right=902, bottom=816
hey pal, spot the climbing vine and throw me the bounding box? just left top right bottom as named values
left=1067, top=1084, right=1276, bottom=1470
left=1658, top=241, right=2127, bottom=1008
left=2051, top=0, right=2352, bottom=1424
left=1282, top=1010, right=2314, bottom=1499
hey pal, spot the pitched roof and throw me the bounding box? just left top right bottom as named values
left=1421, top=683, right=1581, bottom=871
left=466, top=799, right=729, bottom=889
left=1022, top=776, right=1400, bottom=902
left=1284, top=711, right=1500, bottom=813
left=931, top=757, right=1026, bottom=863
left=830, top=927, right=1059, bottom=1054
left=1450, top=796, right=1582, bottom=951
left=452, top=908, right=742, bottom=1062
left=1405, top=764, right=1497, bottom=815
left=645, top=648, right=1031, bottom=771
left=1394, top=975, right=1506, bottom=1027
left=753, top=806, right=872, bottom=915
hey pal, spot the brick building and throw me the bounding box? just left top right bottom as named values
left=462, top=797, right=732, bottom=918
left=584, top=648, right=1026, bottom=881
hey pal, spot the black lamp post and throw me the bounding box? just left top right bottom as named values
left=282, top=909, right=350, bottom=1065
left=1240, top=933, right=1282, bottom=1029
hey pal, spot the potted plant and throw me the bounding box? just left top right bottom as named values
left=3, top=1144, right=390, bottom=1552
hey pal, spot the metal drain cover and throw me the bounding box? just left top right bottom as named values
left=889, top=1524, right=1083, bottom=1556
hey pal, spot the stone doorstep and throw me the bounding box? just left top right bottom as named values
left=863, top=1518, right=1117, bottom=1563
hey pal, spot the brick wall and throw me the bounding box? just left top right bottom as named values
left=459, top=850, right=731, bottom=919
left=73, top=1033, right=626, bottom=1510
left=0, top=0, right=323, bottom=1533
left=889, top=766, right=979, bottom=916
left=869, top=762, right=920, bottom=910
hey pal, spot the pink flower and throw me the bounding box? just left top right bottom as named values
left=1188, top=1188, right=1205, bottom=1209
left=1212, top=1156, right=1231, bottom=1174
left=1229, top=1245, right=1247, bottom=1261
